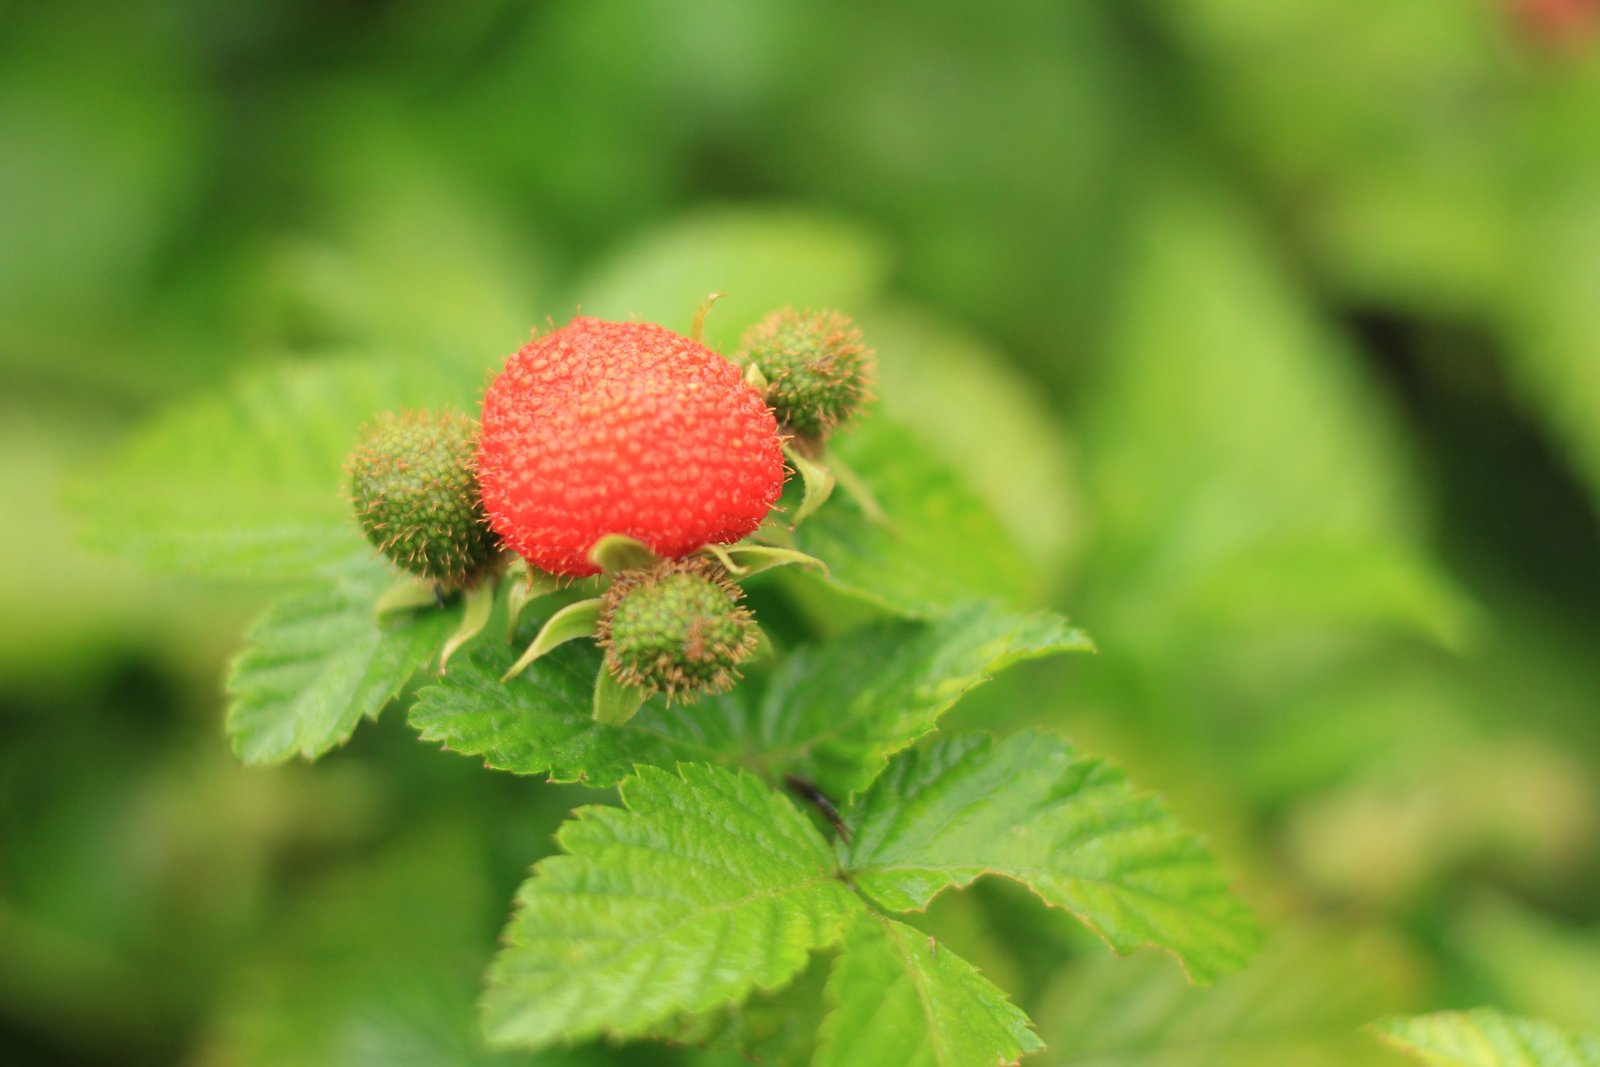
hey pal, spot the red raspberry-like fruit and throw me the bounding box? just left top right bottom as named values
left=478, top=317, right=786, bottom=576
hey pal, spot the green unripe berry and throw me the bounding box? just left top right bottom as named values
left=738, top=308, right=875, bottom=442
left=598, top=558, right=758, bottom=704
left=349, top=409, right=500, bottom=588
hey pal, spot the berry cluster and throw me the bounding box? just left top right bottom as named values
left=347, top=304, right=874, bottom=718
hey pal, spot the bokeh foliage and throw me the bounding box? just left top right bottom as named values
left=5, top=0, right=1600, bottom=1063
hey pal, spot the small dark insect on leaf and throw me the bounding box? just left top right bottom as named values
left=784, top=774, right=852, bottom=843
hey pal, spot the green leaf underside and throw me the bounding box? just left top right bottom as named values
left=410, top=603, right=1090, bottom=794
left=814, top=915, right=1041, bottom=1067
left=226, top=561, right=457, bottom=764
left=71, top=353, right=477, bottom=581
left=791, top=417, right=1035, bottom=616
left=844, top=731, right=1259, bottom=985
left=482, top=763, right=861, bottom=1050
left=1375, top=1009, right=1600, bottom=1067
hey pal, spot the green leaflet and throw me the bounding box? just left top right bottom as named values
left=409, top=603, right=1091, bottom=794
left=788, top=417, right=1037, bottom=616
left=1374, top=1009, right=1600, bottom=1067
left=813, top=914, right=1041, bottom=1067
left=409, top=635, right=745, bottom=785
left=69, top=353, right=480, bottom=581
left=226, top=562, right=458, bottom=764
left=482, top=763, right=861, bottom=1050
left=844, top=731, right=1259, bottom=985
left=752, top=603, right=1093, bottom=797
left=651, top=955, right=832, bottom=1067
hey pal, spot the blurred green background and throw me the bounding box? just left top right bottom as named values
left=4, top=0, right=1600, bottom=1063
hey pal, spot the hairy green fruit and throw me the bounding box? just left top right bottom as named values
left=349, top=409, right=500, bottom=588
left=738, top=308, right=875, bottom=442
left=597, top=558, right=758, bottom=704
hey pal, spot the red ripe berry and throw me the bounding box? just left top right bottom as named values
left=478, top=317, right=786, bottom=577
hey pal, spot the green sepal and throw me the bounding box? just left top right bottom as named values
left=593, top=666, right=649, bottom=726
left=702, top=542, right=829, bottom=579
left=504, top=559, right=563, bottom=640
left=588, top=534, right=660, bottom=575
left=691, top=290, right=724, bottom=344
left=783, top=442, right=836, bottom=527
left=501, top=598, right=604, bottom=683
left=438, top=581, right=495, bottom=673
left=374, top=576, right=440, bottom=620
left=750, top=622, right=775, bottom=664
left=744, top=362, right=770, bottom=392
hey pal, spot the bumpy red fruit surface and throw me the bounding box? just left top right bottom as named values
left=478, top=317, right=786, bottom=576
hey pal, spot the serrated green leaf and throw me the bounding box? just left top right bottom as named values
left=814, top=914, right=1041, bottom=1067
left=655, top=954, right=832, bottom=1067
left=1374, top=1009, right=1600, bottom=1067
left=226, top=561, right=457, bottom=764
left=754, top=604, right=1094, bottom=798
left=409, top=636, right=745, bottom=785
left=483, top=763, right=861, bottom=1050
left=70, top=353, right=480, bottom=581
left=789, top=417, right=1036, bottom=615
left=844, top=731, right=1258, bottom=985
left=410, top=604, right=1090, bottom=797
